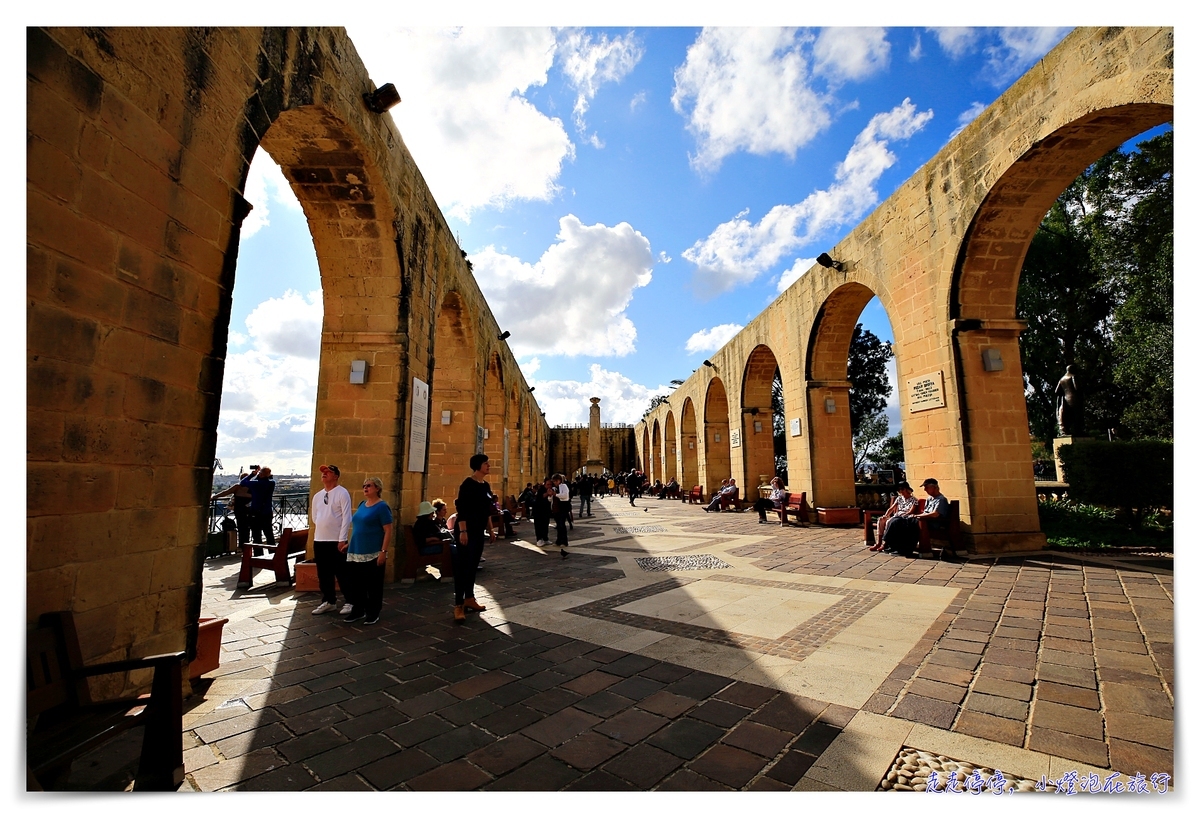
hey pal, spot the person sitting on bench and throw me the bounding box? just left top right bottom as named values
left=704, top=479, right=738, bottom=512
left=882, top=478, right=948, bottom=556
left=869, top=481, right=918, bottom=551
left=752, top=477, right=787, bottom=523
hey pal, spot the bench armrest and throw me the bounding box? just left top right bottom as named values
left=78, top=652, right=185, bottom=678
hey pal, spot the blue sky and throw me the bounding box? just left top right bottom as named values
left=216, top=25, right=1163, bottom=474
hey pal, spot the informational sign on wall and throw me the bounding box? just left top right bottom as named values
left=907, top=371, right=946, bottom=412
left=730, top=429, right=741, bottom=448
left=790, top=418, right=802, bottom=437
left=407, top=378, right=429, bottom=472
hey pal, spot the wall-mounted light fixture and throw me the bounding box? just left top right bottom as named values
left=714, top=433, right=722, bottom=442
left=350, top=360, right=368, bottom=384
left=825, top=397, right=837, bottom=414
left=981, top=348, right=1004, bottom=371
left=689, top=441, right=695, bottom=449
left=703, top=360, right=715, bottom=368
left=816, top=253, right=845, bottom=272
left=753, top=420, right=763, bottom=433
left=441, top=410, right=452, bottom=425
left=742, top=407, right=759, bottom=415
left=363, top=83, right=401, bottom=113
left=498, top=330, right=511, bottom=341
left=528, top=386, right=536, bottom=393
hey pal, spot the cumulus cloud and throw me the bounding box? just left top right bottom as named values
left=471, top=214, right=654, bottom=357
left=685, top=324, right=744, bottom=355
left=244, top=290, right=323, bottom=359
left=530, top=363, right=673, bottom=425
left=812, top=28, right=890, bottom=84
left=241, top=150, right=303, bottom=239
left=672, top=28, right=831, bottom=173
left=346, top=27, right=573, bottom=221
left=559, top=28, right=643, bottom=147
left=930, top=27, right=1071, bottom=85
left=683, top=99, right=934, bottom=294
left=776, top=256, right=818, bottom=293
left=216, top=289, right=323, bottom=474
left=951, top=101, right=987, bottom=139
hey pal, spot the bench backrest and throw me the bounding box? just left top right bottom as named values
left=28, top=612, right=89, bottom=719
left=280, top=527, right=309, bottom=556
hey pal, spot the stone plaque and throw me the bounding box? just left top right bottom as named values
left=730, top=429, right=741, bottom=448
left=790, top=418, right=802, bottom=437
left=407, top=378, right=429, bottom=472
left=907, top=371, right=946, bottom=412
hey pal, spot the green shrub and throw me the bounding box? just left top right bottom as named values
left=1058, top=439, right=1173, bottom=527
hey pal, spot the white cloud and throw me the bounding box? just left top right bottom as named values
left=951, top=102, right=986, bottom=138
left=658, top=251, right=672, bottom=264
left=930, top=27, right=1071, bottom=85
left=520, top=357, right=541, bottom=378
left=812, top=28, right=890, bottom=84
left=908, top=33, right=923, bottom=61
left=672, top=27, right=831, bottom=173
left=531, top=363, right=672, bottom=426
left=685, top=323, right=744, bottom=355
left=244, top=290, right=323, bottom=359
left=472, top=214, right=654, bottom=357
left=776, top=256, right=818, bottom=293
left=683, top=99, right=934, bottom=294
left=216, top=289, right=323, bottom=474
left=630, top=91, right=647, bottom=112
left=929, top=27, right=979, bottom=59
left=559, top=29, right=643, bottom=146
left=241, top=149, right=303, bottom=239
left=346, top=27, right=573, bottom=221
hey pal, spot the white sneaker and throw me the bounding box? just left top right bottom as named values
left=312, top=601, right=334, bottom=615
left=339, top=603, right=354, bottom=615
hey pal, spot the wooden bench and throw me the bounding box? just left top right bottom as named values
left=401, top=524, right=454, bottom=583
left=662, top=484, right=680, bottom=500
left=778, top=491, right=810, bottom=526
left=237, top=526, right=308, bottom=589
left=27, top=611, right=184, bottom=791
left=863, top=499, right=962, bottom=559
left=685, top=485, right=704, bottom=504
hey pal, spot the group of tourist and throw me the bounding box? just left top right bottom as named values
left=212, top=465, right=277, bottom=546
left=868, top=478, right=949, bottom=557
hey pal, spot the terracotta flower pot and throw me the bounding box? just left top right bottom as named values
left=191, top=616, right=229, bottom=680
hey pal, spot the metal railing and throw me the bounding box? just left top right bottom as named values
left=207, top=491, right=311, bottom=537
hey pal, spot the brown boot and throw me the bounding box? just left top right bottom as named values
left=453, top=605, right=466, bottom=624
left=463, top=598, right=486, bottom=612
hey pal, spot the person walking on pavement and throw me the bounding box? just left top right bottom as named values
left=578, top=475, right=592, bottom=517
left=627, top=469, right=643, bottom=507
left=452, top=454, right=494, bottom=624
left=311, top=465, right=352, bottom=615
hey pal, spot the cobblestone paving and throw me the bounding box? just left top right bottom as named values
left=179, top=496, right=1173, bottom=791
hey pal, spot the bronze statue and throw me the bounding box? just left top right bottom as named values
left=1054, top=365, right=1083, bottom=437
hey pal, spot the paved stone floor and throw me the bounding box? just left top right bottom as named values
left=176, top=495, right=1173, bottom=792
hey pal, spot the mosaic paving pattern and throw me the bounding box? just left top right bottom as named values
left=614, top=526, right=668, bottom=534
left=566, top=573, right=888, bottom=662
left=635, top=555, right=734, bottom=572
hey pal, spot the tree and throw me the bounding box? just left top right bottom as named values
left=772, top=370, right=787, bottom=483
left=853, top=413, right=889, bottom=470
left=641, top=395, right=669, bottom=420
left=848, top=323, right=893, bottom=436
left=1018, top=129, right=1173, bottom=445
left=877, top=431, right=905, bottom=470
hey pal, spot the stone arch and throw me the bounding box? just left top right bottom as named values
left=703, top=378, right=732, bottom=496
left=948, top=103, right=1173, bottom=539
left=427, top=290, right=478, bottom=504
left=805, top=283, right=877, bottom=507
left=680, top=397, right=699, bottom=490
left=641, top=426, right=650, bottom=473
left=664, top=410, right=677, bottom=483
left=650, top=419, right=662, bottom=484
left=740, top=344, right=782, bottom=494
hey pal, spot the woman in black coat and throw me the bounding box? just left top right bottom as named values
left=532, top=478, right=553, bottom=547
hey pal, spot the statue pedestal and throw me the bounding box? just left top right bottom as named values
left=1052, top=436, right=1088, bottom=483
left=584, top=459, right=604, bottom=475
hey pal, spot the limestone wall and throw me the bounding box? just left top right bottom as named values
left=27, top=27, right=550, bottom=675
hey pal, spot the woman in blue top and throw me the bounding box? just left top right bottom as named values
left=339, top=476, right=393, bottom=624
